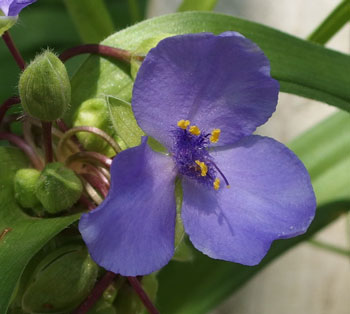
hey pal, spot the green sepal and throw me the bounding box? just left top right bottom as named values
left=35, top=162, right=83, bottom=214
left=0, top=15, right=17, bottom=36
left=173, top=178, right=194, bottom=262
left=22, top=246, right=98, bottom=313
left=107, top=96, right=144, bottom=148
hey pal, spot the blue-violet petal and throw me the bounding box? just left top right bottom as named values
left=79, top=137, right=177, bottom=276
left=181, top=135, right=316, bottom=266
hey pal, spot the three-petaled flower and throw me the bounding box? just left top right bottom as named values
left=79, top=32, right=316, bottom=276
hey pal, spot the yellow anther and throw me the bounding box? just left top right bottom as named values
left=195, top=160, right=208, bottom=176
left=189, top=125, right=201, bottom=136
left=213, top=178, right=220, bottom=190
left=177, top=119, right=190, bottom=130
left=210, top=129, right=221, bottom=143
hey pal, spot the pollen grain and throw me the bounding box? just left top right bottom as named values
left=189, top=125, right=201, bottom=136
left=195, top=160, right=208, bottom=176
left=210, top=129, right=221, bottom=143
left=213, top=178, right=220, bottom=190
left=177, top=119, right=190, bottom=130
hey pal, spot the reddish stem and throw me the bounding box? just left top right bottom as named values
left=81, top=173, right=109, bottom=198
left=56, top=119, right=84, bottom=151
left=66, top=151, right=112, bottom=169
left=73, top=271, right=118, bottom=314
left=127, top=277, right=160, bottom=314
left=0, top=96, right=20, bottom=125
left=41, top=121, right=53, bottom=163
left=59, top=44, right=141, bottom=63
left=2, top=31, right=26, bottom=70
left=0, top=132, right=43, bottom=169
left=79, top=195, right=96, bottom=211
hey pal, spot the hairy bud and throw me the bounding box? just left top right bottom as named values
left=19, top=50, right=71, bottom=121
left=35, top=162, right=82, bottom=213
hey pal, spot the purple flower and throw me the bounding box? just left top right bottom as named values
left=79, top=32, right=316, bottom=276
left=0, top=0, right=35, bottom=17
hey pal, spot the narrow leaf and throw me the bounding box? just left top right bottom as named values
left=63, top=0, right=115, bottom=43
left=308, top=0, right=350, bottom=45
left=178, top=0, right=218, bottom=12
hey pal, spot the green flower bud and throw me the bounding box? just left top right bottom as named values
left=19, top=50, right=71, bottom=121
left=14, top=168, right=41, bottom=209
left=35, top=162, right=82, bottom=213
left=73, top=98, right=115, bottom=156
left=22, top=246, right=98, bottom=313
left=114, top=274, right=158, bottom=314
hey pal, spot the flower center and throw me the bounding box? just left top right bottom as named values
left=171, top=120, right=229, bottom=190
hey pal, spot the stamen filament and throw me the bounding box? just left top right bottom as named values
left=212, top=161, right=230, bottom=187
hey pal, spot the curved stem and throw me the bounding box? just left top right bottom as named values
left=73, top=272, right=118, bottom=314
left=127, top=277, right=160, bottom=314
left=66, top=151, right=112, bottom=169
left=59, top=44, right=142, bottom=63
left=0, top=96, right=20, bottom=125
left=0, top=133, right=43, bottom=169
left=57, top=126, right=121, bottom=157
left=2, top=31, right=26, bottom=70
left=56, top=119, right=84, bottom=151
left=81, top=173, right=109, bottom=198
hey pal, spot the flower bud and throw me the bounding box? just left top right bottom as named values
left=22, top=246, right=98, bottom=313
left=35, top=162, right=82, bottom=213
left=18, top=50, right=71, bottom=121
left=14, top=168, right=41, bottom=209
left=73, top=98, right=115, bottom=156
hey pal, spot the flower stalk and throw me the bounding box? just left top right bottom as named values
left=0, top=132, right=43, bottom=169
left=0, top=96, right=20, bottom=125
left=127, top=277, right=160, bottom=314
left=59, top=44, right=143, bottom=63
left=41, top=121, right=53, bottom=163
left=2, top=31, right=26, bottom=70
left=73, top=271, right=118, bottom=314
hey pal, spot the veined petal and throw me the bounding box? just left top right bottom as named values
left=132, top=32, right=279, bottom=148
left=0, top=0, right=36, bottom=16
left=79, top=137, right=177, bottom=276
left=182, top=135, right=316, bottom=265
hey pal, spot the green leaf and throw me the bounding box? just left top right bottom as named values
left=0, top=147, right=79, bottom=313
left=308, top=0, right=350, bottom=45
left=156, top=111, right=350, bottom=314
left=106, top=96, right=144, bottom=148
left=63, top=0, right=115, bottom=43
left=178, top=0, right=218, bottom=12
left=68, top=12, right=350, bottom=125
